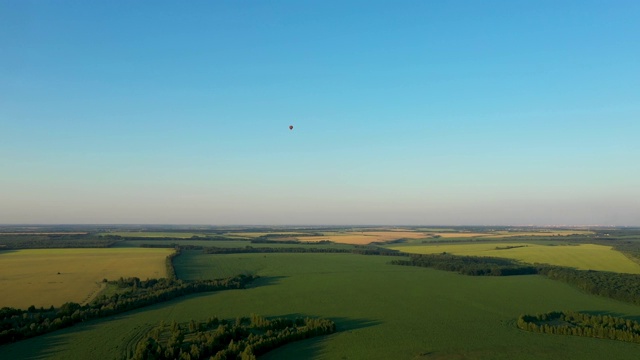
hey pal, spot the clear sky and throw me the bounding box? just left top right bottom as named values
left=1, top=1, right=639, bottom=225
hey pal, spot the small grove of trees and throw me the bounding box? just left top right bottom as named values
left=517, top=311, right=640, bottom=343
left=0, top=275, right=256, bottom=345
left=132, top=314, right=336, bottom=360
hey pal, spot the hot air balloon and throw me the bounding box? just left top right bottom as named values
left=289, top=125, right=293, bottom=130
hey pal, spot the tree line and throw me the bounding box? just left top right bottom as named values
left=537, top=266, right=640, bottom=306
left=391, top=253, right=640, bottom=305
left=199, top=245, right=404, bottom=256
left=0, top=234, right=116, bottom=249
left=390, top=253, right=538, bottom=276
left=517, top=310, right=640, bottom=343
left=132, top=314, right=336, bottom=360
left=0, top=275, right=256, bottom=345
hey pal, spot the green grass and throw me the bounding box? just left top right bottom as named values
left=3, top=252, right=640, bottom=359
left=388, top=243, right=640, bottom=274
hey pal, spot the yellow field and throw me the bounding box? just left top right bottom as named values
left=228, top=232, right=306, bottom=238
left=430, top=232, right=493, bottom=238
left=298, top=231, right=428, bottom=245
left=490, top=230, right=594, bottom=237
left=425, top=230, right=594, bottom=239
left=0, top=248, right=173, bottom=309
left=389, top=243, right=640, bottom=274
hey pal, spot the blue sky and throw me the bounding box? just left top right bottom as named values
left=1, top=1, right=639, bottom=225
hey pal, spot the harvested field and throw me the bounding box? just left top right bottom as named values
left=430, top=232, right=494, bottom=238
left=297, top=231, right=427, bottom=245
left=0, top=248, right=173, bottom=308
left=490, top=230, right=594, bottom=237
left=427, top=230, right=594, bottom=239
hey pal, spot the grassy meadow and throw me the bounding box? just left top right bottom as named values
left=388, top=243, right=640, bottom=274
left=3, top=251, right=640, bottom=359
left=0, top=248, right=172, bottom=308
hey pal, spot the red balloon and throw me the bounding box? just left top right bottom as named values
left=289, top=125, right=293, bottom=130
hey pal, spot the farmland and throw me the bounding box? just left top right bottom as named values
left=297, top=230, right=428, bottom=244
left=2, top=252, right=640, bottom=359
left=0, top=248, right=172, bottom=308
left=97, top=231, right=209, bottom=238
left=92, top=227, right=601, bottom=245
left=2, top=226, right=640, bottom=359
left=388, top=243, right=640, bottom=274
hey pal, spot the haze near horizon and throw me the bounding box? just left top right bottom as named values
left=1, top=1, right=639, bottom=225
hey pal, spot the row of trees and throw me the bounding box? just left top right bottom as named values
left=0, top=275, right=256, bottom=345
left=517, top=311, right=640, bottom=343
left=132, top=315, right=336, bottom=360
left=391, top=253, right=640, bottom=305
left=199, top=245, right=404, bottom=256
left=0, top=234, right=116, bottom=249
left=390, top=253, right=538, bottom=276
left=104, top=234, right=236, bottom=241
left=202, top=246, right=350, bottom=254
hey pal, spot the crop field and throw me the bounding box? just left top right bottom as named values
left=297, top=230, right=429, bottom=244
left=489, top=230, right=594, bottom=237
left=421, top=230, right=594, bottom=239
left=389, top=243, right=640, bottom=274
left=98, top=228, right=596, bottom=245
left=0, top=248, right=173, bottom=308
left=4, top=252, right=640, bottom=360
left=291, top=229, right=595, bottom=244
left=428, top=232, right=493, bottom=238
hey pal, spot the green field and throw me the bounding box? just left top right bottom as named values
left=388, top=243, right=640, bottom=274
left=3, top=251, right=640, bottom=359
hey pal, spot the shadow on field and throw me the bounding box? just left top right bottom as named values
left=332, top=316, right=383, bottom=331
left=3, top=336, right=64, bottom=360
left=3, top=321, right=104, bottom=360
left=271, top=313, right=382, bottom=332
left=2, top=310, right=150, bottom=360
left=247, top=275, right=288, bottom=288
left=261, top=334, right=328, bottom=359
left=579, top=310, right=640, bottom=322
left=261, top=314, right=382, bottom=360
